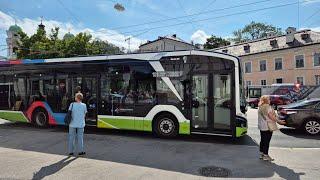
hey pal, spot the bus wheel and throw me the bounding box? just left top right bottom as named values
left=32, top=108, right=49, bottom=128
left=153, top=114, right=178, bottom=138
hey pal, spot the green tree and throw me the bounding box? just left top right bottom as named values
left=204, top=35, right=230, bottom=49
left=16, top=27, right=124, bottom=59
left=232, top=21, right=283, bottom=43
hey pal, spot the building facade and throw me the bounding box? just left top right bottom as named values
left=6, top=24, right=22, bottom=59
left=139, top=34, right=194, bottom=52
left=214, top=27, right=320, bottom=86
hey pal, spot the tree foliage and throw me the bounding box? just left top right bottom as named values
left=16, top=26, right=123, bottom=59
left=232, top=21, right=283, bottom=43
left=204, top=35, right=230, bottom=49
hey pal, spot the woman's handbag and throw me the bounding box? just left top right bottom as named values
left=259, top=107, right=278, bottom=131
left=267, top=120, right=278, bottom=131
left=64, top=103, right=74, bottom=125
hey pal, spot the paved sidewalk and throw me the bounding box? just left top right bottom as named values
left=0, top=146, right=319, bottom=179
left=0, top=118, right=319, bottom=179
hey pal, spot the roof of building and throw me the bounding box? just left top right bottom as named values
left=139, top=34, right=194, bottom=48
left=8, top=24, right=22, bottom=32
left=63, top=32, right=75, bottom=40
left=213, top=28, right=320, bottom=57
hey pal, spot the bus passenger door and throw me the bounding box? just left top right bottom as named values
left=212, top=73, right=233, bottom=131
left=82, top=76, right=98, bottom=125
left=191, top=75, right=209, bottom=130
left=191, top=73, right=233, bottom=135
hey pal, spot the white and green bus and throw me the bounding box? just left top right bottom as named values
left=0, top=50, right=247, bottom=138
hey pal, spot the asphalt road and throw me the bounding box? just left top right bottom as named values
left=0, top=110, right=319, bottom=179
left=0, top=108, right=319, bottom=149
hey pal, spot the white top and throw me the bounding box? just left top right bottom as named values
left=258, top=104, right=273, bottom=131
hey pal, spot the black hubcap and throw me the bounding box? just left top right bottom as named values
left=163, top=124, right=169, bottom=130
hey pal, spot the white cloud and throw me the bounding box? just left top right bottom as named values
left=303, top=0, right=320, bottom=4
left=303, top=26, right=320, bottom=32
left=310, top=27, right=320, bottom=32
left=190, top=30, right=210, bottom=44
left=0, top=10, right=146, bottom=55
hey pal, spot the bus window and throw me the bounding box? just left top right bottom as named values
left=12, top=77, right=27, bottom=111
left=249, top=88, right=261, bottom=98
left=100, top=65, right=135, bottom=117
left=213, top=74, right=231, bottom=130
left=83, top=77, right=97, bottom=121
left=0, top=76, right=14, bottom=110
left=133, top=64, right=156, bottom=116
left=57, top=79, right=68, bottom=111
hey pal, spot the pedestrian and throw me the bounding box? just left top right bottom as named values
left=68, top=92, right=87, bottom=156
left=257, top=95, right=285, bottom=161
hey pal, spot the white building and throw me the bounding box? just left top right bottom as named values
left=139, top=34, right=194, bottom=52
left=6, top=24, right=22, bottom=60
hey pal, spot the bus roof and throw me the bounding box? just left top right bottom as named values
left=0, top=50, right=239, bottom=66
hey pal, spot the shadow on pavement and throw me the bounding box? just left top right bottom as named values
left=280, top=128, right=320, bottom=140
left=268, top=162, right=305, bottom=180
left=0, top=122, right=302, bottom=178
left=32, top=156, right=77, bottom=180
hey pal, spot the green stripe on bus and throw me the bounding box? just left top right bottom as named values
left=179, top=121, right=190, bottom=135
left=98, top=118, right=134, bottom=130
left=98, top=117, right=153, bottom=131
left=97, top=116, right=190, bottom=134
left=0, top=111, right=28, bottom=122
left=236, top=127, right=247, bottom=137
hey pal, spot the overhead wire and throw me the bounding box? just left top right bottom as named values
left=302, top=7, right=320, bottom=27
left=105, top=0, right=275, bottom=31
left=95, top=1, right=303, bottom=37
left=56, top=0, right=81, bottom=24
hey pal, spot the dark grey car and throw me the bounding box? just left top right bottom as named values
left=278, top=98, right=320, bottom=135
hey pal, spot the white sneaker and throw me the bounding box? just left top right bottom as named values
left=263, top=155, right=274, bottom=161
left=259, top=153, right=264, bottom=159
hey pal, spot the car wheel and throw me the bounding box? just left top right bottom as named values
left=32, top=108, right=49, bottom=128
left=153, top=114, right=178, bottom=138
left=303, top=119, right=320, bottom=135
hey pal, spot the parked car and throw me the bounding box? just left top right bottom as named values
left=278, top=98, right=320, bottom=135
left=247, top=95, right=292, bottom=109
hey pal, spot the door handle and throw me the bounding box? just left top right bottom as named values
left=192, top=100, right=200, bottom=108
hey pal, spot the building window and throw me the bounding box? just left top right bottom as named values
left=244, top=44, right=250, bottom=53
left=246, top=81, right=251, bottom=87
left=244, top=62, right=252, bottom=73
left=276, top=78, right=283, bottom=84
left=295, top=55, right=304, bottom=68
left=261, top=80, right=266, bottom=85
left=275, top=58, right=283, bottom=70
left=297, top=77, right=304, bottom=85
left=259, top=60, right=267, bottom=71
left=314, top=53, right=320, bottom=67
left=315, top=75, right=320, bottom=85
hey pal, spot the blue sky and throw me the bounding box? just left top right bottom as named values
left=1, top=0, right=320, bottom=57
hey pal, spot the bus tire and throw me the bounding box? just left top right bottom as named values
left=32, top=108, right=49, bottom=128
left=153, top=113, right=179, bottom=138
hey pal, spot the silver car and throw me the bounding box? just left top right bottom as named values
left=278, top=98, right=320, bottom=135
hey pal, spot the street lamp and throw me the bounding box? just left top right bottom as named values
left=114, top=3, right=125, bottom=12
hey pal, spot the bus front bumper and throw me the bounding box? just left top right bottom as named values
left=235, top=116, right=248, bottom=137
